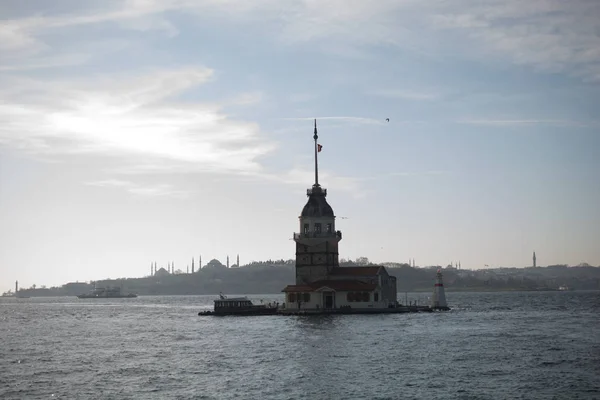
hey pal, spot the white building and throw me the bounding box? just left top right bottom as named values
left=431, top=268, right=449, bottom=310
left=282, top=120, right=397, bottom=311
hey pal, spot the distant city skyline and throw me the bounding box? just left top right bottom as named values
left=1, top=1, right=599, bottom=292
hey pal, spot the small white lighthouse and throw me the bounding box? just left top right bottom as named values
left=431, top=269, right=449, bottom=310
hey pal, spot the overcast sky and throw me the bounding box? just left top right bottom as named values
left=1, top=0, right=599, bottom=291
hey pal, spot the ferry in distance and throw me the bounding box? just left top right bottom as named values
left=77, top=286, right=137, bottom=299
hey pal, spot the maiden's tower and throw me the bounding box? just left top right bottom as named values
left=282, top=121, right=398, bottom=312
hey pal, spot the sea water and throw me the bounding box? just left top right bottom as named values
left=1, top=291, right=599, bottom=399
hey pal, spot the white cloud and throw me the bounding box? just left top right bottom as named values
left=0, top=21, right=44, bottom=53
left=428, top=0, right=600, bottom=82
left=86, top=179, right=132, bottom=188
left=211, top=0, right=600, bottom=82
left=3, top=0, right=598, bottom=82
left=0, top=0, right=596, bottom=199
left=86, top=179, right=193, bottom=198
left=0, top=67, right=274, bottom=174
left=0, top=53, right=91, bottom=71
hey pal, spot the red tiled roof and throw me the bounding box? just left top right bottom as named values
left=282, top=279, right=376, bottom=292
left=329, top=266, right=382, bottom=276
left=282, top=285, right=313, bottom=293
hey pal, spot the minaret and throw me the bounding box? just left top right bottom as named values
left=192, top=257, right=195, bottom=273
left=227, top=255, right=230, bottom=268
left=237, top=254, right=240, bottom=268
left=15, top=280, right=18, bottom=294
left=199, top=255, right=202, bottom=269
left=150, top=263, right=153, bottom=276
left=172, top=261, right=175, bottom=274
left=293, top=119, right=342, bottom=285
left=533, top=251, right=536, bottom=267
left=431, top=269, right=449, bottom=310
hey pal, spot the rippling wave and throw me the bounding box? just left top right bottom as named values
left=1, top=291, right=599, bottom=399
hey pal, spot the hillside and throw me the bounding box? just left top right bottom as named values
left=10, top=259, right=600, bottom=297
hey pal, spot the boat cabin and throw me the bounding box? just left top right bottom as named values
left=214, top=297, right=256, bottom=311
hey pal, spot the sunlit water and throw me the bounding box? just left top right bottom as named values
left=1, top=291, right=599, bottom=399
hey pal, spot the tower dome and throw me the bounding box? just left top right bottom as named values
left=301, top=185, right=334, bottom=218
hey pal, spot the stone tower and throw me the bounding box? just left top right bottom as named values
left=294, top=120, right=342, bottom=285
left=533, top=251, right=537, bottom=267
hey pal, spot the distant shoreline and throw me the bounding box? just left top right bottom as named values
left=5, top=263, right=598, bottom=297
left=3, top=288, right=594, bottom=299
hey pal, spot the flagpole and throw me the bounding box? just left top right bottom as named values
left=314, top=119, right=319, bottom=186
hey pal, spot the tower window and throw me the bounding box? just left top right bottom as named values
left=314, top=223, right=322, bottom=234
left=327, top=223, right=332, bottom=233
left=303, top=224, right=309, bottom=234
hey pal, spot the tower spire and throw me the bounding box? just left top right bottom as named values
left=314, top=119, right=319, bottom=187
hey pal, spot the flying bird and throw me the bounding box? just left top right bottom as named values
left=385, top=118, right=389, bottom=122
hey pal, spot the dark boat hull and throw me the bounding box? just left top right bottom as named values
left=198, top=307, right=278, bottom=316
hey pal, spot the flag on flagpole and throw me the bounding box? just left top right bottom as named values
left=317, top=144, right=322, bottom=152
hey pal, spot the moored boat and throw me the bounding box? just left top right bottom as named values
left=198, top=294, right=279, bottom=316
